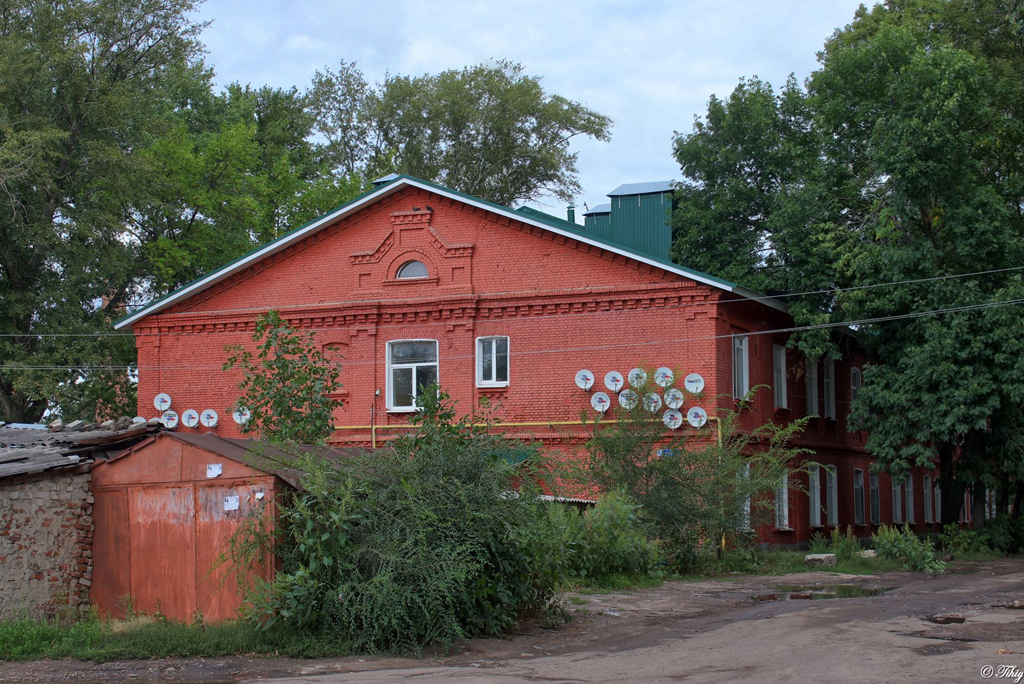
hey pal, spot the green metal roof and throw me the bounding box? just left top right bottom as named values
left=114, top=175, right=782, bottom=329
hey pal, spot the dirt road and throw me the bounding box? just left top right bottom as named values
left=3, top=559, right=1023, bottom=684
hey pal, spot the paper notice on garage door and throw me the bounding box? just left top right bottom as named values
left=223, top=495, right=239, bottom=511
left=206, top=463, right=222, bottom=478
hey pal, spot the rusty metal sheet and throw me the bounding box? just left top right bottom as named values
left=128, top=485, right=196, bottom=621
left=91, top=487, right=130, bottom=618
left=92, top=438, right=183, bottom=486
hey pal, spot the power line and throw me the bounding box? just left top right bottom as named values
left=2, top=264, right=1023, bottom=339
left=3, top=296, right=1021, bottom=371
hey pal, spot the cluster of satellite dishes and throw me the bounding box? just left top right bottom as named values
left=138, top=393, right=250, bottom=430
left=575, top=367, right=709, bottom=429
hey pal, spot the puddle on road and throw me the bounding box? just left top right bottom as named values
left=927, top=614, right=967, bottom=624
left=752, top=585, right=893, bottom=602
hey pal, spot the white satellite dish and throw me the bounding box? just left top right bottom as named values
left=604, top=370, right=624, bottom=392
left=591, top=392, right=611, bottom=412
left=182, top=409, right=200, bottom=429
left=654, top=367, right=675, bottom=388
left=154, top=393, right=172, bottom=411
left=618, top=389, right=638, bottom=410
left=664, top=388, right=685, bottom=409
left=232, top=407, right=251, bottom=425
left=687, top=406, right=708, bottom=428
left=628, top=368, right=647, bottom=387
left=200, top=409, right=219, bottom=428
left=684, top=373, right=705, bottom=394
left=663, top=409, right=683, bottom=430
left=131, top=416, right=146, bottom=424
left=574, top=369, right=595, bottom=391
left=643, top=392, right=663, bottom=412
left=161, top=410, right=179, bottom=429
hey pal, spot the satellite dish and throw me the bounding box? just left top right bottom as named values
left=654, top=367, right=675, bottom=388
left=591, top=392, right=611, bottom=412
left=232, top=407, right=251, bottom=425
left=618, top=389, right=638, bottom=410
left=161, top=410, right=179, bottom=429
left=131, top=416, right=146, bottom=424
left=663, top=409, right=683, bottom=429
left=182, top=409, right=200, bottom=429
left=664, top=388, right=685, bottom=409
left=604, top=370, right=624, bottom=392
left=574, top=369, right=595, bottom=391
left=684, top=373, right=705, bottom=394
left=643, top=392, right=663, bottom=412
left=200, top=409, right=219, bottom=428
left=154, top=393, right=172, bottom=411
left=687, top=406, right=708, bottom=428
left=628, top=368, right=647, bottom=388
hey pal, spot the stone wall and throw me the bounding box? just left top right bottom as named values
left=0, top=469, right=93, bottom=620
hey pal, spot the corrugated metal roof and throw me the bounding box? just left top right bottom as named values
left=582, top=203, right=611, bottom=215
left=372, top=173, right=400, bottom=185
left=607, top=181, right=675, bottom=196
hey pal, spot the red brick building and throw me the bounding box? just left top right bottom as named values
left=115, top=175, right=940, bottom=545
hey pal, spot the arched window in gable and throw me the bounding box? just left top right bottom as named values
left=396, top=260, right=429, bottom=279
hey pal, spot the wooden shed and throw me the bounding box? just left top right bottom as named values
left=89, top=432, right=302, bottom=622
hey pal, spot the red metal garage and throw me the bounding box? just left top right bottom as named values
left=90, top=432, right=297, bottom=622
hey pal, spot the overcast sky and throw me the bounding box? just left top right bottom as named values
left=193, top=0, right=870, bottom=218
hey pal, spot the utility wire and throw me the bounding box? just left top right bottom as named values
left=2, top=264, right=1023, bottom=339
left=3, top=296, right=1021, bottom=371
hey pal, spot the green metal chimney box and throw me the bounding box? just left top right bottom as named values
left=584, top=181, right=674, bottom=261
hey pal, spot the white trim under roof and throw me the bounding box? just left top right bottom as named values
left=114, top=177, right=785, bottom=329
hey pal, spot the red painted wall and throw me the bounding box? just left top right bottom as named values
left=131, top=185, right=934, bottom=544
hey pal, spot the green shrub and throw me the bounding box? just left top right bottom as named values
left=940, top=525, right=995, bottom=556
left=980, top=515, right=1024, bottom=554
left=873, top=525, right=945, bottom=573
left=830, top=525, right=863, bottom=562
left=231, top=390, right=570, bottom=653
left=808, top=531, right=830, bottom=555
left=570, top=492, right=661, bottom=584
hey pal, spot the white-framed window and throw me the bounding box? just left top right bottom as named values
left=892, top=477, right=903, bottom=524
left=773, top=344, right=788, bottom=409
left=853, top=469, right=865, bottom=525
left=985, top=488, right=997, bottom=520
left=924, top=475, right=933, bottom=524
left=476, top=336, right=509, bottom=387
left=809, top=466, right=822, bottom=527
left=934, top=481, right=942, bottom=524
left=869, top=472, right=881, bottom=524
left=732, top=334, right=749, bottom=399
left=776, top=471, right=790, bottom=529
left=851, top=367, right=863, bottom=401
left=823, top=359, right=836, bottom=420
left=905, top=476, right=915, bottom=524
left=386, top=340, right=438, bottom=411
left=826, top=466, right=839, bottom=526
left=806, top=360, right=818, bottom=416
left=396, top=260, right=429, bottom=279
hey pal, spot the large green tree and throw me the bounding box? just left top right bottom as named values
left=670, top=0, right=1024, bottom=524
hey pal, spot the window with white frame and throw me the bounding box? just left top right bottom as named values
left=851, top=367, right=863, bottom=401
left=806, top=360, right=818, bottom=416
left=823, top=359, right=836, bottom=420
left=870, top=472, right=881, bottom=524
left=853, top=469, right=865, bottom=525
left=985, top=488, right=997, bottom=520
left=924, top=475, right=933, bottom=524
left=905, top=476, right=915, bottom=524
left=396, top=260, right=429, bottom=279
left=773, top=344, right=788, bottom=409
left=476, top=336, right=509, bottom=387
left=826, top=466, right=839, bottom=526
left=892, top=477, right=903, bottom=524
left=732, top=335, right=749, bottom=399
left=387, top=340, right=438, bottom=411
left=775, top=471, right=790, bottom=529
left=809, top=466, right=822, bottom=527
left=934, top=481, right=942, bottom=524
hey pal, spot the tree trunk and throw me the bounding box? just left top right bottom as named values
left=972, top=481, right=986, bottom=530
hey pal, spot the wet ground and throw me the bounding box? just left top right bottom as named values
left=2, top=558, right=1022, bottom=684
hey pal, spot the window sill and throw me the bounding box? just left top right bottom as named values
left=775, top=527, right=794, bottom=533
left=382, top=276, right=439, bottom=287
left=386, top=407, right=421, bottom=414
left=774, top=406, right=790, bottom=414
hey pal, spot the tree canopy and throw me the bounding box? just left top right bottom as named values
left=670, top=0, right=1024, bottom=523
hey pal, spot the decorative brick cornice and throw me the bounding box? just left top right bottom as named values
left=350, top=231, right=394, bottom=264
left=427, top=227, right=474, bottom=258
left=390, top=208, right=433, bottom=226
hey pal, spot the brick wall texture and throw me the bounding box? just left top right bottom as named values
left=0, top=471, right=93, bottom=620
